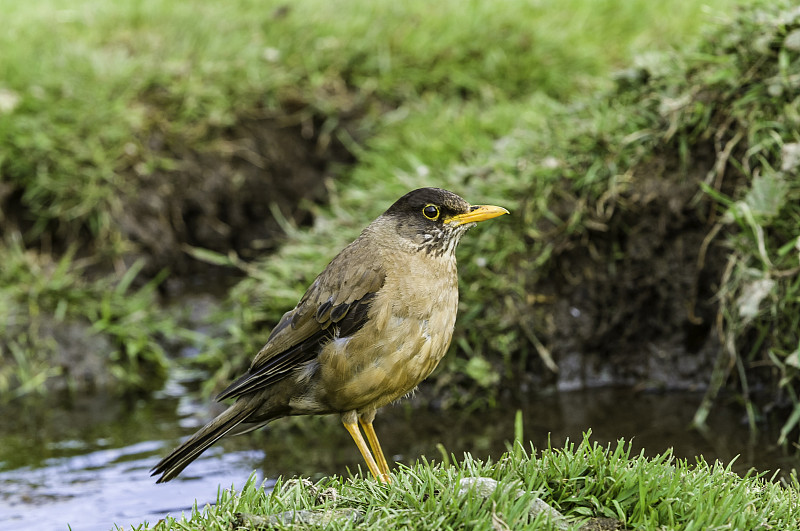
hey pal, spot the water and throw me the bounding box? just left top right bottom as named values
left=1, top=386, right=797, bottom=531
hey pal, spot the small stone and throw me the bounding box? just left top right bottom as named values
left=262, top=47, right=281, bottom=62
left=458, top=477, right=569, bottom=530
left=235, top=508, right=362, bottom=528
left=458, top=476, right=501, bottom=498
left=315, top=487, right=338, bottom=505
left=784, top=29, right=800, bottom=51
left=0, top=88, right=20, bottom=114
left=781, top=143, right=800, bottom=173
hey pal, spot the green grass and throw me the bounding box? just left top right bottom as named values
left=130, top=433, right=800, bottom=530
left=0, top=238, right=182, bottom=397
left=0, top=0, right=741, bottom=258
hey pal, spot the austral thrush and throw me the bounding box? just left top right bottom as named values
left=152, top=187, right=508, bottom=483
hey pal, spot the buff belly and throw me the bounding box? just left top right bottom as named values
left=315, top=314, right=450, bottom=412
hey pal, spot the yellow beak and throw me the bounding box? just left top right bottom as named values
left=444, top=205, right=509, bottom=226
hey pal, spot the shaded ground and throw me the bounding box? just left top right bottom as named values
left=537, top=145, right=727, bottom=391
left=116, top=106, right=359, bottom=280
left=0, top=103, right=358, bottom=281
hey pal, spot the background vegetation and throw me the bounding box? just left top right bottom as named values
left=2, top=0, right=799, bottom=447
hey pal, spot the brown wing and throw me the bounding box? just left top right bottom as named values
left=216, top=238, right=386, bottom=401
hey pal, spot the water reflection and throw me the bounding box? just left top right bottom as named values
left=0, top=387, right=796, bottom=530
left=0, top=441, right=264, bottom=531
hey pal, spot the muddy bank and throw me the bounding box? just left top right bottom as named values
left=1, top=101, right=358, bottom=279
left=115, top=104, right=359, bottom=279
left=507, top=5, right=800, bottom=412
left=535, top=147, right=726, bottom=392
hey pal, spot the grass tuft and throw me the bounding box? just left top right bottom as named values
left=0, top=234, right=180, bottom=399
left=132, top=433, right=800, bottom=530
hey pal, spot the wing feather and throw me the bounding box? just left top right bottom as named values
left=216, top=239, right=385, bottom=401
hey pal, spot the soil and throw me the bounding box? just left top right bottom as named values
left=116, top=106, right=357, bottom=282
left=0, top=103, right=358, bottom=287
left=527, top=143, right=732, bottom=391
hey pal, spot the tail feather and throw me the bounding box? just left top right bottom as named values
left=151, top=402, right=253, bottom=483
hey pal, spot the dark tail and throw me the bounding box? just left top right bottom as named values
left=151, top=401, right=253, bottom=483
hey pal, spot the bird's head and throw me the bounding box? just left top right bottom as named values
left=374, top=188, right=509, bottom=257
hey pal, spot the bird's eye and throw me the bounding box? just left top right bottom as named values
left=422, top=204, right=440, bottom=220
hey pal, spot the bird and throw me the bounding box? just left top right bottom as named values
left=151, top=187, right=508, bottom=483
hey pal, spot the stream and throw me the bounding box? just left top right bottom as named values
left=1, top=383, right=797, bottom=531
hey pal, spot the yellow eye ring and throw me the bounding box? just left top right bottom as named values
left=422, top=204, right=440, bottom=220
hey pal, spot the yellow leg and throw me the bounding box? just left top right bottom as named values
left=360, top=418, right=391, bottom=483
left=342, top=417, right=385, bottom=482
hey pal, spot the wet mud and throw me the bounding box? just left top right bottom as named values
left=525, top=145, right=735, bottom=392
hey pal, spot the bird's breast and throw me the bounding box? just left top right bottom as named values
left=316, top=252, right=459, bottom=412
